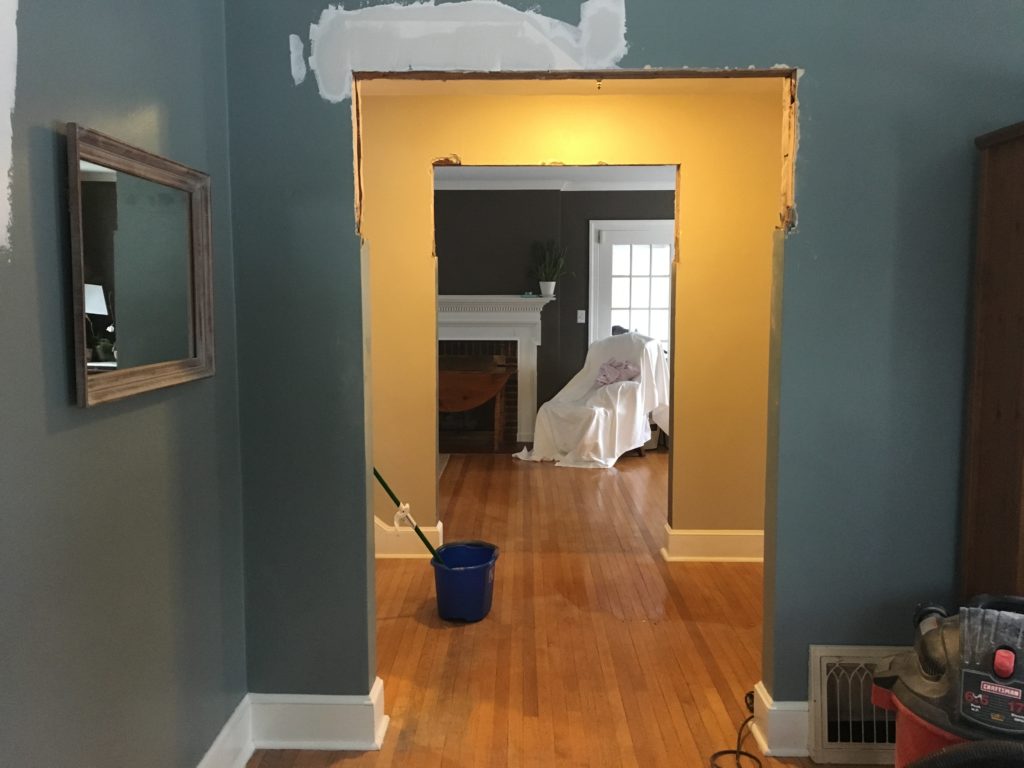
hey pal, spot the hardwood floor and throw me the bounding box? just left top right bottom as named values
left=249, top=452, right=827, bottom=767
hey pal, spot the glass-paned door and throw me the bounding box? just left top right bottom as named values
left=589, top=220, right=674, bottom=350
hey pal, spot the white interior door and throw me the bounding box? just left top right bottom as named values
left=589, top=220, right=675, bottom=347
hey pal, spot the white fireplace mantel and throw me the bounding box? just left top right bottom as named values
left=438, top=294, right=555, bottom=442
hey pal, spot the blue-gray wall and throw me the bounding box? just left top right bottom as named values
left=0, top=0, right=246, bottom=765
left=225, top=1, right=375, bottom=694
left=224, top=0, right=1024, bottom=703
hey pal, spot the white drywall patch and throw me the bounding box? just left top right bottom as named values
left=289, top=34, right=307, bottom=86
left=297, top=0, right=628, bottom=103
left=0, top=0, right=17, bottom=251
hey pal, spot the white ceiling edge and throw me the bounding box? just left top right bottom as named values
left=435, top=179, right=675, bottom=192
left=435, top=164, right=677, bottom=192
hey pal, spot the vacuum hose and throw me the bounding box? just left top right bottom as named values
left=907, top=740, right=1024, bottom=767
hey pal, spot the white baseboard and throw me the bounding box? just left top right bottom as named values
left=750, top=680, right=809, bottom=758
left=251, top=677, right=389, bottom=750
left=659, top=523, right=764, bottom=562
left=374, top=516, right=444, bottom=558
left=196, top=695, right=254, bottom=768
left=196, top=678, right=389, bottom=765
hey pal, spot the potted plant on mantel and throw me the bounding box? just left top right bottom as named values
left=531, top=239, right=570, bottom=298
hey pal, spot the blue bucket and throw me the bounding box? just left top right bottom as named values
left=431, top=541, right=499, bottom=622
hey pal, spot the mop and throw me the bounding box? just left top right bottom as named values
left=373, top=467, right=445, bottom=566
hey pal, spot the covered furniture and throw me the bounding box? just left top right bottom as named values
left=515, top=332, right=670, bottom=468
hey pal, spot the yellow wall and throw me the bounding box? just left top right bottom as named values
left=357, top=76, right=788, bottom=531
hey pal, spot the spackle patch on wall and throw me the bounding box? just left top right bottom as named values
left=294, top=0, right=628, bottom=103
left=289, top=34, right=307, bottom=86
left=0, top=0, right=17, bottom=251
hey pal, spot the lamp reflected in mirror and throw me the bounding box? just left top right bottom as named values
left=83, top=282, right=116, bottom=370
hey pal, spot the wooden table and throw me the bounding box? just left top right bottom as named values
left=439, top=359, right=516, bottom=451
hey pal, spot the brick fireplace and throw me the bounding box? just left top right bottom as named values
left=437, top=294, right=554, bottom=444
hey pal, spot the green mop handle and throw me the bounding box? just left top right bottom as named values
left=373, top=467, right=444, bottom=564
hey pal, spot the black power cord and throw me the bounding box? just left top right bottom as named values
left=708, top=691, right=763, bottom=768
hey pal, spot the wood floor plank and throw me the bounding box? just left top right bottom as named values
left=250, top=452, right=865, bottom=768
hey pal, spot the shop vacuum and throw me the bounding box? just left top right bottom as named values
left=871, top=596, right=1024, bottom=767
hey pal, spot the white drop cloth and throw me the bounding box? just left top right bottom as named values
left=515, top=333, right=670, bottom=469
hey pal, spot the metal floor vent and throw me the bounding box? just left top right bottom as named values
left=809, top=645, right=908, bottom=764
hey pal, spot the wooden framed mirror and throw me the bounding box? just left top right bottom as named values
left=66, top=123, right=214, bottom=406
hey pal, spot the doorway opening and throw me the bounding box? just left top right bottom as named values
left=433, top=165, right=676, bottom=470
left=356, top=71, right=797, bottom=721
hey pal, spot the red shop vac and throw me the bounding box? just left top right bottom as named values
left=871, top=596, right=1024, bottom=767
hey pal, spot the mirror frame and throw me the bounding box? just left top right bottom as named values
left=66, top=123, right=214, bottom=406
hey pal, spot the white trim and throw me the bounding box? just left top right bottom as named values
left=195, top=679, right=389, bottom=765
left=659, top=523, right=764, bottom=562
left=250, top=677, right=389, bottom=751
left=196, top=696, right=254, bottom=768
left=588, top=220, right=675, bottom=346
left=433, top=165, right=676, bottom=192
left=750, top=680, right=809, bottom=758
left=438, top=294, right=555, bottom=442
left=374, top=515, right=444, bottom=558
left=438, top=295, right=554, bottom=315
left=435, top=179, right=675, bottom=192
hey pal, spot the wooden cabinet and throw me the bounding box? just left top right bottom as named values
left=962, top=121, right=1024, bottom=598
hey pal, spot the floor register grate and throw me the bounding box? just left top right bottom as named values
left=809, top=645, right=907, bottom=764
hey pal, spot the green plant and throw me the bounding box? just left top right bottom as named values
left=531, top=239, right=571, bottom=282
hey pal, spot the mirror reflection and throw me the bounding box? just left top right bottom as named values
left=79, top=161, right=193, bottom=373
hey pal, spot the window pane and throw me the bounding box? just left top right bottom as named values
left=630, top=277, right=650, bottom=308
left=631, top=244, right=651, bottom=275
left=610, top=309, right=630, bottom=332
left=630, top=310, right=650, bottom=336
left=612, top=245, right=630, bottom=275
left=652, top=245, right=671, bottom=275
left=651, top=277, right=670, bottom=308
left=611, top=277, right=630, bottom=308
left=650, top=310, right=670, bottom=344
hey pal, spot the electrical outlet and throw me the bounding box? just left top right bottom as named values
left=577, top=310, right=586, bottom=324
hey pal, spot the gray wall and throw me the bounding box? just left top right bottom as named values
left=436, top=189, right=674, bottom=404
left=436, top=190, right=562, bottom=297
left=224, top=0, right=1024, bottom=704
left=0, top=0, right=246, bottom=766
left=225, top=1, right=374, bottom=694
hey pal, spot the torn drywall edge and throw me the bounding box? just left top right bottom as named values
left=298, top=0, right=627, bottom=103
left=777, top=66, right=802, bottom=234
left=352, top=76, right=364, bottom=234
left=0, top=0, right=17, bottom=253
left=777, top=66, right=796, bottom=231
